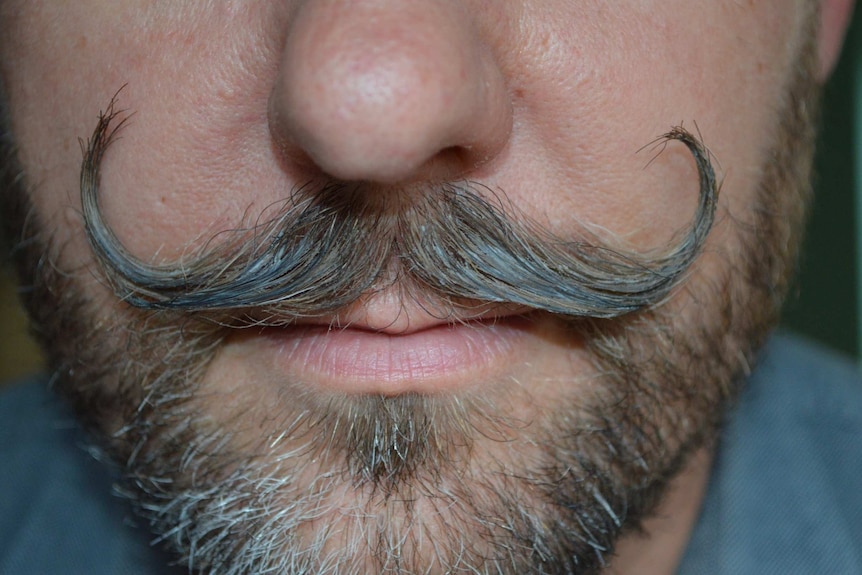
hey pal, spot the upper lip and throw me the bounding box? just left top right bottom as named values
left=290, top=286, right=533, bottom=335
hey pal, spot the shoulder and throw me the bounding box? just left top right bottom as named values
left=680, top=332, right=862, bottom=574
left=0, top=378, right=181, bottom=575
left=748, top=332, right=862, bottom=419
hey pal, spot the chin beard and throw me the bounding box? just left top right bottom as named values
left=2, top=15, right=819, bottom=575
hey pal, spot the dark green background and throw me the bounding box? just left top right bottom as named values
left=783, top=8, right=860, bottom=358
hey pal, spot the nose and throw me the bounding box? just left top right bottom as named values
left=269, top=0, right=513, bottom=184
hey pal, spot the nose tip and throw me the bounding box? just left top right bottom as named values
left=269, top=1, right=512, bottom=184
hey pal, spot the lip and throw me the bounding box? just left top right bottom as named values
left=262, top=316, right=533, bottom=395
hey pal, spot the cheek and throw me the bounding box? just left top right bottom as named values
left=498, top=2, right=803, bottom=247
left=1, top=4, right=149, bottom=265
left=94, top=11, right=288, bottom=258
left=2, top=3, right=289, bottom=263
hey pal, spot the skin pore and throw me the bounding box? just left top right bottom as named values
left=0, top=1, right=854, bottom=574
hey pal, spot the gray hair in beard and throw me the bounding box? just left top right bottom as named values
left=80, top=100, right=717, bottom=324
left=68, top=103, right=721, bottom=574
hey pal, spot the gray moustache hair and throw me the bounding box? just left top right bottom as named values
left=80, top=100, right=717, bottom=322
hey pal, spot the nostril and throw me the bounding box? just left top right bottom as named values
left=415, top=146, right=482, bottom=183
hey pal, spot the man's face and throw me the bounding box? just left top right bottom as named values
left=0, top=1, right=834, bottom=573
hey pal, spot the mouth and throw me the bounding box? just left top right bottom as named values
left=260, top=313, right=540, bottom=396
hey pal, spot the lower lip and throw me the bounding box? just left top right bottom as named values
left=264, top=318, right=532, bottom=395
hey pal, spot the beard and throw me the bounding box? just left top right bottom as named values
left=2, top=20, right=819, bottom=575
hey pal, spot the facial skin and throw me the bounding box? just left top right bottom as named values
left=0, top=1, right=853, bottom=574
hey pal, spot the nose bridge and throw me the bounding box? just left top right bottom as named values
left=270, top=0, right=512, bottom=184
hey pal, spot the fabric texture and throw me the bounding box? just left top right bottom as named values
left=0, top=377, right=183, bottom=575
left=1, top=333, right=860, bottom=574
left=678, top=334, right=862, bottom=574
